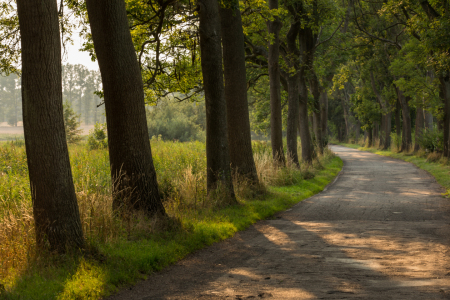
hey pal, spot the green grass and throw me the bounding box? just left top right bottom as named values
left=333, top=142, right=450, bottom=197
left=0, top=134, right=24, bottom=141
left=0, top=141, right=342, bottom=300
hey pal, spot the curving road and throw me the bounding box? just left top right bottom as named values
left=107, top=145, right=450, bottom=300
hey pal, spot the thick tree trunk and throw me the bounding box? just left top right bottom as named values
left=86, top=0, right=166, bottom=215
left=17, top=0, right=84, bottom=251
left=414, top=106, right=424, bottom=151
left=287, top=73, right=300, bottom=166
left=220, top=6, right=258, bottom=184
left=267, top=0, right=285, bottom=164
left=298, top=71, right=314, bottom=163
left=439, top=72, right=450, bottom=157
left=197, top=0, right=236, bottom=200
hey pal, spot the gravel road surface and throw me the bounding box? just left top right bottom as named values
left=107, top=145, right=450, bottom=299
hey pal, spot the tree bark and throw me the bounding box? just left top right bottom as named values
left=17, top=0, right=84, bottom=251
left=414, top=106, right=424, bottom=151
left=86, top=0, right=166, bottom=215
left=373, top=121, right=379, bottom=144
left=309, top=73, right=323, bottom=153
left=298, top=70, right=314, bottom=163
left=320, top=90, right=328, bottom=143
left=439, top=72, right=450, bottom=157
left=367, top=126, right=373, bottom=147
left=197, top=0, right=236, bottom=200
left=355, top=120, right=361, bottom=142
left=369, top=71, right=391, bottom=149
left=287, top=73, right=300, bottom=166
left=396, top=87, right=412, bottom=152
left=384, top=112, right=392, bottom=149
left=395, top=96, right=401, bottom=150
left=285, top=21, right=301, bottom=166
left=220, top=5, right=258, bottom=184
left=267, top=0, right=285, bottom=164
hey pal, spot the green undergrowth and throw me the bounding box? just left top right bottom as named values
left=334, top=142, right=450, bottom=197
left=0, top=143, right=342, bottom=300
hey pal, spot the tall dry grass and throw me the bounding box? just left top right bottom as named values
left=0, top=140, right=334, bottom=288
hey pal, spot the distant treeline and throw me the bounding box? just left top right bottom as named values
left=0, top=63, right=105, bottom=126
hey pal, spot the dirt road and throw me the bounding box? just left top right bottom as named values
left=107, top=145, right=450, bottom=299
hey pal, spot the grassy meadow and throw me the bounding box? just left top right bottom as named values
left=0, top=139, right=342, bottom=299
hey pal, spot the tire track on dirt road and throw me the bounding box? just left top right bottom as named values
left=107, top=145, right=450, bottom=300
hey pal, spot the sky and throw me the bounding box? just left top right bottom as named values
left=62, top=28, right=99, bottom=71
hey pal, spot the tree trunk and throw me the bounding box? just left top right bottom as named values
left=287, top=73, right=300, bottom=166
left=320, top=90, right=328, bottom=144
left=439, top=72, right=450, bottom=157
left=298, top=71, right=314, bottom=163
left=373, top=122, right=379, bottom=145
left=369, top=71, right=390, bottom=149
left=424, top=109, right=433, bottom=130
left=220, top=5, right=258, bottom=184
left=309, top=74, right=323, bottom=153
left=384, top=112, right=391, bottom=149
left=197, top=0, right=236, bottom=200
left=395, top=97, right=401, bottom=150
left=17, top=0, right=84, bottom=252
left=396, top=87, right=412, bottom=152
left=355, top=120, right=361, bottom=142
left=414, top=106, right=424, bottom=151
left=86, top=0, right=166, bottom=215
left=267, top=0, right=285, bottom=164
left=367, top=126, right=373, bottom=147
left=285, top=21, right=301, bottom=166
left=379, top=116, right=385, bottom=148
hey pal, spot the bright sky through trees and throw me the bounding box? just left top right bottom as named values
left=63, top=28, right=98, bottom=71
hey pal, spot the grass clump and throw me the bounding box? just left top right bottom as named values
left=0, top=140, right=342, bottom=300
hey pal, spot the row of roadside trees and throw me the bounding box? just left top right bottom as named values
left=0, top=0, right=448, bottom=252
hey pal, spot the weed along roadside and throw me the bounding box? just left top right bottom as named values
left=332, top=142, right=450, bottom=197
left=0, top=141, right=342, bottom=300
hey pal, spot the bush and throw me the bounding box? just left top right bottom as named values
left=390, top=132, right=401, bottom=151
left=417, top=129, right=443, bottom=153
left=63, top=101, right=82, bottom=143
left=147, top=98, right=206, bottom=142
left=87, top=123, right=108, bottom=150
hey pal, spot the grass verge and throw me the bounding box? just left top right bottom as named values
left=1, top=150, right=342, bottom=300
left=333, top=142, right=450, bottom=197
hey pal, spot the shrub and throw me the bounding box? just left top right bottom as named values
left=63, top=101, right=82, bottom=143
left=417, top=129, right=443, bottom=153
left=390, top=132, right=401, bottom=151
left=147, top=98, right=206, bottom=142
left=87, top=123, right=108, bottom=150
